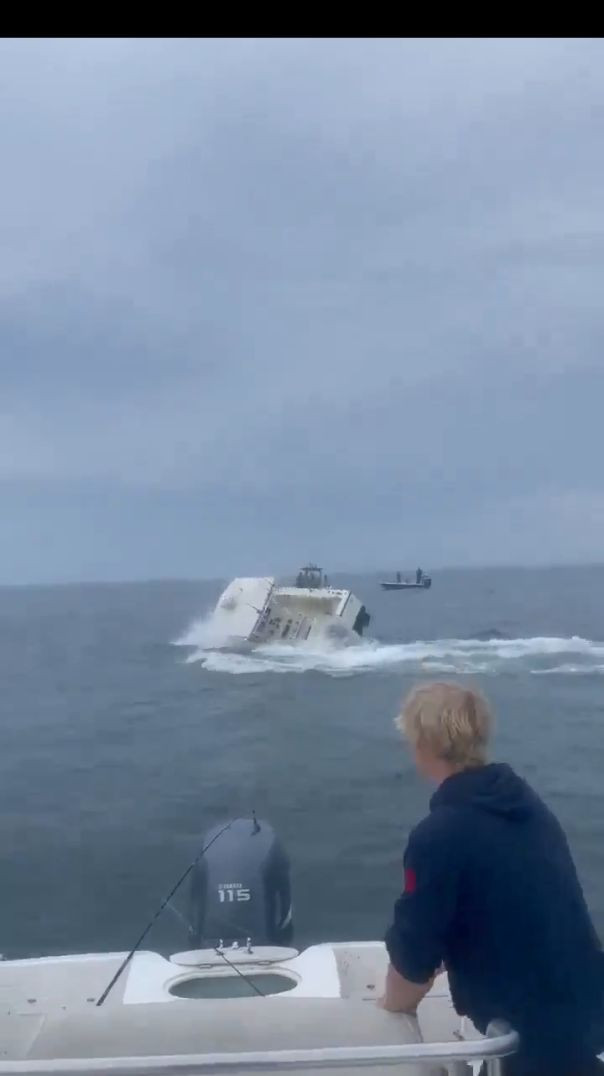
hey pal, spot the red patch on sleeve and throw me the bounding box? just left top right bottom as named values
left=404, top=867, right=417, bottom=893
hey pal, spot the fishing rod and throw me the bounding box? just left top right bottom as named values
left=164, top=904, right=266, bottom=997
left=96, top=820, right=233, bottom=1007
left=213, top=945, right=265, bottom=997
left=165, top=900, right=191, bottom=932
left=167, top=895, right=261, bottom=949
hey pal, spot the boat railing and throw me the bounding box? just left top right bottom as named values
left=0, top=1021, right=518, bottom=1075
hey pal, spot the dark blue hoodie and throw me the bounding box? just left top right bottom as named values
left=385, top=763, right=604, bottom=1069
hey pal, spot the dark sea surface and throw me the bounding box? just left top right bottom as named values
left=1, top=566, right=604, bottom=960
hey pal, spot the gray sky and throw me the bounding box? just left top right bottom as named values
left=2, top=37, right=604, bottom=583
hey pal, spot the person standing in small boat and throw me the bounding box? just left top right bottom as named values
left=381, top=682, right=604, bottom=1076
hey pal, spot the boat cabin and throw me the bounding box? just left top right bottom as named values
left=295, top=564, right=328, bottom=589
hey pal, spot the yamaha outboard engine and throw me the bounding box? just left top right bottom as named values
left=189, top=817, right=293, bottom=948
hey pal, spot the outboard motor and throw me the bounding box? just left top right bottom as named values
left=189, top=817, right=293, bottom=948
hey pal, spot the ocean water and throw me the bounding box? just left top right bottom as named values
left=1, top=566, right=604, bottom=960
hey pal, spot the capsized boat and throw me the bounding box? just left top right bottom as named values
left=0, top=816, right=519, bottom=1076
left=210, top=565, right=371, bottom=648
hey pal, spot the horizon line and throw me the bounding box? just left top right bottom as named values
left=1, top=560, right=604, bottom=589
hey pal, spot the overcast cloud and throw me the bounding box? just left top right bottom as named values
left=1, top=37, right=604, bottom=582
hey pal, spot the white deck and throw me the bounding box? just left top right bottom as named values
left=0, top=942, right=517, bottom=1075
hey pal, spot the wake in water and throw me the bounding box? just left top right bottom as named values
left=173, top=617, right=604, bottom=678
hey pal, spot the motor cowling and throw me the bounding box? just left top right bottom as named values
left=188, top=818, right=293, bottom=948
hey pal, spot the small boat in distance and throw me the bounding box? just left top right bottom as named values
left=381, top=567, right=432, bottom=591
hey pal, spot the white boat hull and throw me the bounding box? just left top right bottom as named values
left=0, top=942, right=518, bottom=1075
left=210, top=578, right=369, bottom=650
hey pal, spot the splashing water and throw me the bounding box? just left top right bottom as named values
left=173, top=617, right=604, bottom=678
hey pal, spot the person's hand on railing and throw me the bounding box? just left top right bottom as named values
left=376, top=993, right=418, bottom=1015
left=377, top=962, right=435, bottom=1014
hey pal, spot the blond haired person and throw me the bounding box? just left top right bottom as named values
left=382, top=682, right=604, bottom=1076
